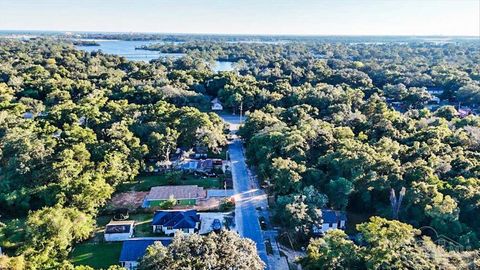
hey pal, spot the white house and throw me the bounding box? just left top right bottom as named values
left=429, top=96, right=441, bottom=104
left=427, top=87, right=444, bottom=96
left=312, top=209, right=347, bottom=236
left=104, top=220, right=135, bottom=241
left=211, top=98, right=223, bottom=111
left=152, top=210, right=200, bottom=235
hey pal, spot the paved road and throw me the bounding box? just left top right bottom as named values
left=229, top=138, right=270, bottom=268
left=220, top=114, right=270, bottom=269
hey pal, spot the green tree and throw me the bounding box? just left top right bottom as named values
left=138, top=231, right=265, bottom=270
left=327, top=177, right=354, bottom=210
left=21, top=207, right=94, bottom=269
left=301, top=229, right=362, bottom=270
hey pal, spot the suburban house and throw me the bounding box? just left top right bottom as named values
left=193, top=146, right=208, bottom=159
left=142, top=185, right=206, bottom=207
left=22, top=112, right=34, bottom=119
left=178, top=158, right=223, bottom=173
left=429, top=95, right=441, bottom=104
left=119, top=238, right=171, bottom=270
left=427, top=87, right=444, bottom=96
left=104, top=220, right=135, bottom=241
left=211, top=98, right=223, bottom=111
left=458, top=108, right=473, bottom=118
left=152, top=210, right=200, bottom=235
left=312, top=209, right=347, bottom=236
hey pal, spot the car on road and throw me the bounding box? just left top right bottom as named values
left=259, top=216, right=267, bottom=230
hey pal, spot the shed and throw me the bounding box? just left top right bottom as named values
left=104, top=220, right=135, bottom=242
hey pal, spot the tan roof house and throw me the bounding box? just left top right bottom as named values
left=142, top=185, right=206, bottom=207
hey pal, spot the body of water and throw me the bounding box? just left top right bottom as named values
left=212, top=61, right=235, bottom=72
left=75, top=40, right=235, bottom=72
left=75, top=39, right=184, bottom=62
left=76, top=39, right=236, bottom=72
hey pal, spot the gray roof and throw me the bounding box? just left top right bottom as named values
left=152, top=210, right=200, bottom=228
left=145, top=185, right=206, bottom=201
left=322, top=209, right=347, bottom=224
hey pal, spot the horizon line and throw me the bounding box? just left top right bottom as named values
left=0, top=29, right=478, bottom=38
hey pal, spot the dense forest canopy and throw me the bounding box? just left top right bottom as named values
left=142, top=38, right=480, bottom=247
left=0, top=34, right=479, bottom=269
left=0, top=38, right=226, bottom=268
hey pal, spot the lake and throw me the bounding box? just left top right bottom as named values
left=75, top=39, right=236, bottom=72
left=212, top=61, right=235, bottom=72
left=75, top=39, right=185, bottom=62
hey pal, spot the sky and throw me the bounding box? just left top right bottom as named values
left=1, top=0, right=479, bottom=36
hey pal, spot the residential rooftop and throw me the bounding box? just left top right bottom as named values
left=152, top=210, right=200, bottom=229
left=119, top=238, right=172, bottom=262
left=145, top=185, right=206, bottom=201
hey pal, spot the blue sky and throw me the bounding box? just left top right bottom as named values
left=1, top=0, right=479, bottom=36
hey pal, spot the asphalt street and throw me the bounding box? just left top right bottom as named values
left=220, top=114, right=270, bottom=269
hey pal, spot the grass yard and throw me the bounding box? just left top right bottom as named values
left=118, top=173, right=222, bottom=192
left=130, top=213, right=156, bottom=237
left=70, top=213, right=156, bottom=268
left=70, top=242, right=122, bottom=268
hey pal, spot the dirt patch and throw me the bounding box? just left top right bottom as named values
left=108, top=191, right=148, bottom=209
left=195, top=198, right=223, bottom=211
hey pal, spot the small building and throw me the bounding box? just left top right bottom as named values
left=143, top=185, right=206, bottom=208
left=429, top=96, right=441, bottom=104
left=104, top=220, right=135, bottom=242
left=427, top=87, right=444, bottom=96
left=193, top=146, right=208, bottom=159
left=152, top=210, right=200, bottom=235
left=211, top=98, right=223, bottom=111
left=119, top=238, right=172, bottom=270
left=312, top=209, right=347, bottom=236
left=458, top=108, right=473, bottom=118
left=197, top=159, right=214, bottom=172
left=22, top=112, right=34, bottom=119
left=178, top=158, right=222, bottom=173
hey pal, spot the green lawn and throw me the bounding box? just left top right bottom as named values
left=118, top=173, right=222, bottom=192
left=131, top=213, right=156, bottom=237
left=70, top=242, right=122, bottom=269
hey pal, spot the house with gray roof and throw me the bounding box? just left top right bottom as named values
left=152, top=210, right=200, bottom=235
left=312, top=209, right=347, bottom=236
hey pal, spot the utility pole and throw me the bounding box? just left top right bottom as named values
left=390, top=187, right=406, bottom=219
left=239, top=101, right=243, bottom=123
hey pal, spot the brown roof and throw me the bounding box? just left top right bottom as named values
left=145, top=185, right=206, bottom=201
